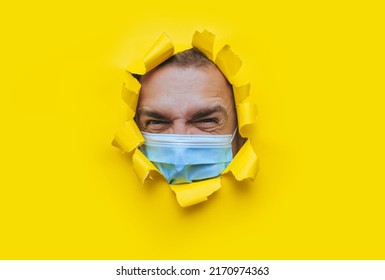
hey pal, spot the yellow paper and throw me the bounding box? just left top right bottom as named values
left=132, top=148, right=162, bottom=185
left=237, top=100, right=259, bottom=138
left=215, top=45, right=242, bottom=83
left=233, top=83, right=250, bottom=105
left=143, top=33, right=175, bottom=73
left=3, top=1, right=384, bottom=260
left=170, top=177, right=221, bottom=207
left=112, top=119, right=144, bottom=153
left=127, top=60, right=146, bottom=75
left=121, top=72, right=141, bottom=118
left=223, top=139, right=258, bottom=181
left=192, top=30, right=215, bottom=60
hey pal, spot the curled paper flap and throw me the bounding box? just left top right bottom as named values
left=112, top=119, right=144, bottom=153
left=121, top=72, right=141, bottom=118
left=223, top=140, right=258, bottom=181
left=192, top=30, right=215, bottom=60
left=237, top=101, right=258, bottom=138
left=170, top=177, right=221, bottom=207
left=144, top=33, right=175, bottom=73
left=132, top=148, right=162, bottom=185
left=215, top=45, right=242, bottom=83
left=233, top=83, right=250, bottom=105
left=127, top=60, right=146, bottom=75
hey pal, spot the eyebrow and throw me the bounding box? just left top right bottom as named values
left=136, top=110, right=170, bottom=121
left=136, top=105, right=228, bottom=122
left=189, top=105, right=228, bottom=120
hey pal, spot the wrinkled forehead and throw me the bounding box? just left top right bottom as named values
left=138, top=65, right=234, bottom=107
left=140, top=61, right=230, bottom=84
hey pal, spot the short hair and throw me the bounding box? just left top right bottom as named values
left=159, top=48, right=215, bottom=68
left=133, top=48, right=215, bottom=81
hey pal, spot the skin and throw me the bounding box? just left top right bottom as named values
left=135, top=65, right=243, bottom=154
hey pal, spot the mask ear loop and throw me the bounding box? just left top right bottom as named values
left=231, top=128, right=238, bottom=143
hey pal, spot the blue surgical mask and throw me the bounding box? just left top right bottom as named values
left=140, top=131, right=236, bottom=184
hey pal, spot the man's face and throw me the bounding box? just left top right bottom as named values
left=135, top=65, right=240, bottom=152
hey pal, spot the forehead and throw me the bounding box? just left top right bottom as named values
left=138, top=65, right=234, bottom=111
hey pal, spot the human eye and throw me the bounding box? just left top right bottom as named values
left=146, top=119, right=168, bottom=125
left=144, top=119, right=171, bottom=132
left=193, top=118, right=220, bottom=131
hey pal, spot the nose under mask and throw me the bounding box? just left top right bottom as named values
left=140, top=130, right=236, bottom=184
